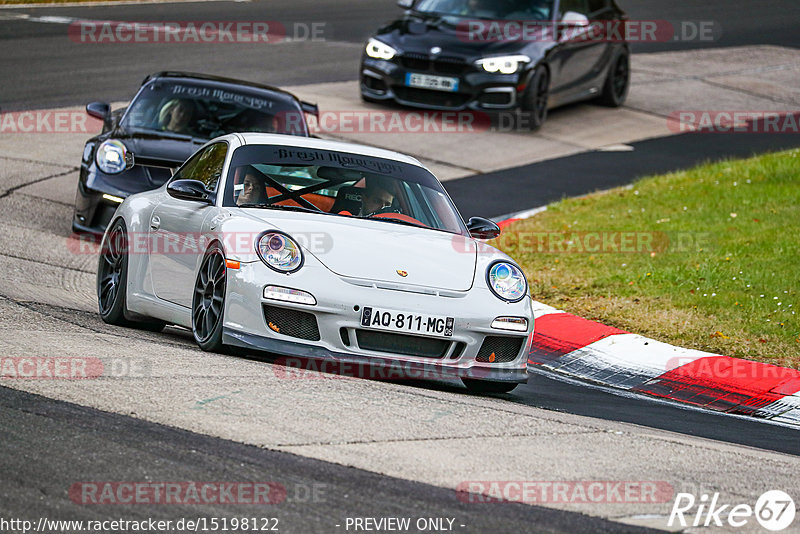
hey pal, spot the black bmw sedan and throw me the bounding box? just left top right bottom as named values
left=73, top=72, right=315, bottom=234
left=360, top=0, right=630, bottom=130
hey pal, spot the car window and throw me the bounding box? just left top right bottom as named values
left=415, top=0, right=554, bottom=21
left=223, top=145, right=469, bottom=236
left=122, top=80, right=308, bottom=139
left=172, top=142, right=228, bottom=192
left=587, top=0, right=608, bottom=15
left=560, top=0, right=589, bottom=16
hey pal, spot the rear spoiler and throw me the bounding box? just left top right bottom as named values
left=300, top=101, right=319, bottom=117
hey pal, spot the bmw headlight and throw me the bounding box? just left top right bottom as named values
left=256, top=231, right=303, bottom=273
left=365, top=38, right=398, bottom=60
left=487, top=261, right=527, bottom=302
left=475, top=55, right=530, bottom=75
left=95, top=140, right=130, bottom=174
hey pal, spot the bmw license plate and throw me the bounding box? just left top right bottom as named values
left=361, top=307, right=454, bottom=337
left=405, top=73, right=459, bottom=92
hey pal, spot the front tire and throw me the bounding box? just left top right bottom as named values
left=97, top=220, right=165, bottom=331
left=462, top=379, right=519, bottom=394
left=97, top=220, right=131, bottom=326
left=597, top=50, right=630, bottom=107
left=519, top=65, right=550, bottom=131
left=192, top=243, right=227, bottom=352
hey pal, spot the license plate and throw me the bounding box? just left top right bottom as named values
left=361, top=307, right=454, bottom=337
left=405, top=72, right=460, bottom=92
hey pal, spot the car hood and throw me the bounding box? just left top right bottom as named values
left=376, top=12, right=548, bottom=58
left=238, top=210, right=477, bottom=292
left=112, top=128, right=206, bottom=167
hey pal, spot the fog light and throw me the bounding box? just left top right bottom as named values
left=263, top=285, right=316, bottom=305
left=102, top=194, right=124, bottom=203
left=491, top=316, right=528, bottom=332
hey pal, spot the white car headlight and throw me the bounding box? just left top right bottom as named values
left=487, top=261, right=528, bottom=302
left=95, top=139, right=129, bottom=174
left=257, top=231, right=303, bottom=273
left=475, top=55, right=531, bottom=74
left=365, top=38, right=398, bottom=60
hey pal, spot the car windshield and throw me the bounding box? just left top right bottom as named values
left=223, top=145, right=468, bottom=235
left=414, top=0, right=554, bottom=20
left=121, top=80, right=308, bottom=139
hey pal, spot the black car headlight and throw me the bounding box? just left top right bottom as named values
left=95, top=140, right=129, bottom=174
left=256, top=231, right=304, bottom=273
left=475, top=55, right=531, bottom=75
left=487, top=261, right=528, bottom=302
left=365, top=38, right=398, bottom=60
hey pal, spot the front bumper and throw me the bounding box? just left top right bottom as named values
left=223, top=259, right=532, bottom=383
left=360, top=56, right=524, bottom=111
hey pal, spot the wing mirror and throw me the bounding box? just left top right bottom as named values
left=467, top=217, right=501, bottom=240
left=86, top=101, right=111, bottom=128
left=397, top=0, right=416, bottom=8
left=167, top=179, right=212, bottom=203
left=561, top=11, right=590, bottom=27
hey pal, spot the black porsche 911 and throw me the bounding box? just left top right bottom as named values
left=360, top=0, right=630, bottom=130
left=73, top=71, right=316, bottom=234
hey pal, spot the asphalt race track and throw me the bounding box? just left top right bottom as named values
left=1, top=1, right=800, bottom=532
left=1, top=0, right=800, bottom=110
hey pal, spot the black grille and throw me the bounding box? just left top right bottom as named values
left=263, top=305, right=320, bottom=341
left=356, top=330, right=449, bottom=359
left=401, top=53, right=430, bottom=71
left=400, top=54, right=469, bottom=75
left=434, top=56, right=469, bottom=75
left=476, top=336, right=524, bottom=363
left=393, top=87, right=471, bottom=109
left=479, top=91, right=513, bottom=106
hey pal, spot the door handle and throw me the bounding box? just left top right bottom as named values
left=150, top=216, right=161, bottom=230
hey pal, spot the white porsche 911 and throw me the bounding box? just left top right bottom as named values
left=97, top=133, right=533, bottom=393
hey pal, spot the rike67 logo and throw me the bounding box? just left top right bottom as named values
left=669, top=490, right=795, bottom=531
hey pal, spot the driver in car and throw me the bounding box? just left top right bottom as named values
left=158, top=98, right=196, bottom=135
left=236, top=167, right=269, bottom=206
left=359, top=176, right=397, bottom=217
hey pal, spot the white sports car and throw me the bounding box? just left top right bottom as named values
left=97, top=133, right=533, bottom=393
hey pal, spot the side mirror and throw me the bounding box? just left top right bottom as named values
left=167, top=179, right=212, bottom=203
left=467, top=217, right=501, bottom=240
left=397, top=0, right=415, bottom=8
left=86, top=101, right=111, bottom=122
left=561, top=11, right=590, bottom=27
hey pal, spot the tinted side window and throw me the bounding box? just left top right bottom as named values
left=560, top=0, right=590, bottom=16
left=588, top=0, right=609, bottom=15
left=172, top=142, right=228, bottom=191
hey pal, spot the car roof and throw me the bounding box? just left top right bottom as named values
left=233, top=133, right=426, bottom=168
left=142, top=71, right=302, bottom=105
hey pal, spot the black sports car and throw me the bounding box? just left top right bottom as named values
left=360, top=0, right=630, bottom=129
left=73, top=72, right=316, bottom=234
